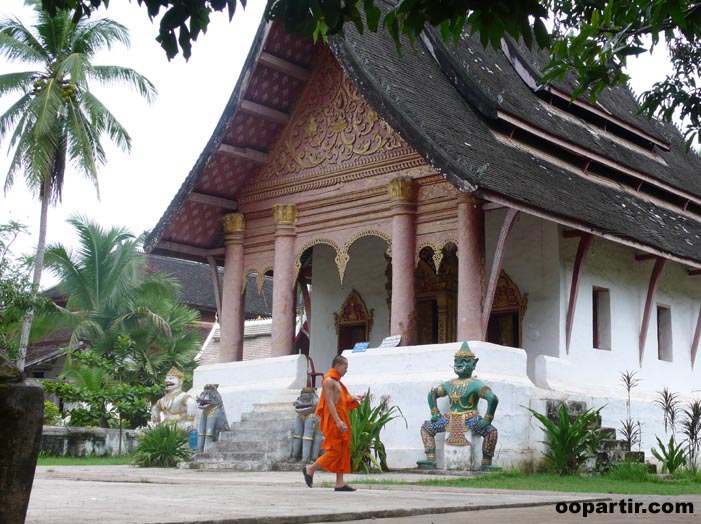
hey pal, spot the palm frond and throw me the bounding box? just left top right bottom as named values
left=0, top=17, right=49, bottom=63
left=90, top=65, right=157, bottom=103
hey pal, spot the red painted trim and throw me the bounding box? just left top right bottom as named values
left=565, top=233, right=593, bottom=353
left=639, top=257, right=666, bottom=365
left=692, top=307, right=701, bottom=370
left=481, top=208, right=519, bottom=338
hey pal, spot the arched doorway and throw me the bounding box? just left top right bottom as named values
left=486, top=271, right=527, bottom=348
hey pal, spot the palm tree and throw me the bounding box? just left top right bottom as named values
left=0, top=8, right=157, bottom=369
left=40, top=215, right=202, bottom=427
left=43, top=215, right=201, bottom=381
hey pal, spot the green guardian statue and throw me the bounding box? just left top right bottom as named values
left=418, top=343, right=499, bottom=470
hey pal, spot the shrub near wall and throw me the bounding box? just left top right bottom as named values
left=41, top=426, right=136, bottom=457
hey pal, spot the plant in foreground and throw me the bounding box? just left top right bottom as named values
left=651, top=435, right=687, bottom=475
left=350, top=391, right=406, bottom=473
left=132, top=423, right=191, bottom=468
left=680, top=400, right=701, bottom=473
left=527, top=403, right=604, bottom=475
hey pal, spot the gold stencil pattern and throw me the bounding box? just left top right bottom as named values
left=261, top=56, right=406, bottom=178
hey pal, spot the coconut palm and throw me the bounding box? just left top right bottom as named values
left=0, top=8, right=157, bottom=369
left=42, top=215, right=201, bottom=385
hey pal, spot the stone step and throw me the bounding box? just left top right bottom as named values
left=231, top=420, right=295, bottom=432
left=186, top=460, right=272, bottom=471
left=600, top=438, right=629, bottom=452
left=207, top=439, right=290, bottom=453
left=251, top=401, right=300, bottom=413
left=219, top=428, right=292, bottom=442
left=598, top=427, right=616, bottom=439
left=193, top=450, right=269, bottom=462
left=240, top=410, right=297, bottom=423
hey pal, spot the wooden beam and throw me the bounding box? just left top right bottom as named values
left=188, top=192, right=238, bottom=210
left=481, top=209, right=520, bottom=338
left=218, top=143, right=269, bottom=164
left=239, top=99, right=289, bottom=125
left=207, top=255, right=223, bottom=322
left=157, top=241, right=225, bottom=258
left=565, top=233, right=593, bottom=353
left=258, top=51, right=312, bottom=81
left=635, top=253, right=657, bottom=261
left=482, top=202, right=505, bottom=211
left=692, top=307, right=701, bottom=370
left=689, top=269, right=701, bottom=276
left=639, top=257, right=666, bottom=365
left=563, top=229, right=585, bottom=238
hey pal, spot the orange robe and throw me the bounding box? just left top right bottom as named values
left=315, top=368, right=359, bottom=473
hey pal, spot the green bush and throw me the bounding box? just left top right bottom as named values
left=526, top=403, right=603, bottom=475
left=651, top=435, right=687, bottom=475
left=43, top=401, right=62, bottom=425
left=132, top=423, right=191, bottom=468
left=350, top=391, right=406, bottom=473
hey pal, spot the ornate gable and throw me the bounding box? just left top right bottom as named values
left=248, top=50, right=414, bottom=188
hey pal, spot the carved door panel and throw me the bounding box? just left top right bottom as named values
left=417, top=299, right=438, bottom=345
left=486, top=271, right=527, bottom=348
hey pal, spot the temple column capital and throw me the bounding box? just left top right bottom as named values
left=223, top=213, right=245, bottom=245
left=387, top=177, right=417, bottom=205
left=272, top=203, right=298, bottom=232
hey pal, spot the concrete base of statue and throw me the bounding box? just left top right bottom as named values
left=436, top=432, right=483, bottom=471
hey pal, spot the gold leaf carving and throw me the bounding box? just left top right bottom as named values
left=262, top=56, right=406, bottom=178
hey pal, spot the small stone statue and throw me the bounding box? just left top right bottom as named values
left=150, top=367, right=196, bottom=431
left=291, top=387, right=322, bottom=463
left=418, top=343, right=499, bottom=471
left=196, top=384, right=229, bottom=451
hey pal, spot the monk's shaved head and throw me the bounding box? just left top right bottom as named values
left=332, top=355, right=348, bottom=367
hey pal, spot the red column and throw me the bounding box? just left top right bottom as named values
left=220, top=213, right=245, bottom=362
left=271, top=204, right=298, bottom=357
left=457, top=194, right=485, bottom=341
left=388, top=177, right=417, bottom=346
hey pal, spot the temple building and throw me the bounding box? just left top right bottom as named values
left=145, top=17, right=701, bottom=468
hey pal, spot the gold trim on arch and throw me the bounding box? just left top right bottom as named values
left=294, top=238, right=342, bottom=282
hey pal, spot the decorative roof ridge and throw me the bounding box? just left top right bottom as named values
left=144, top=18, right=271, bottom=253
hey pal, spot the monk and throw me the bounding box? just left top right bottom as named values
left=302, top=355, right=363, bottom=491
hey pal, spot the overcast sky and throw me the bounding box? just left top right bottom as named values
left=0, top=0, right=266, bottom=284
left=0, top=1, right=672, bottom=288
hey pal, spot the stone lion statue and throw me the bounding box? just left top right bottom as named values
left=196, top=384, right=229, bottom=452
left=291, top=387, right=322, bottom=463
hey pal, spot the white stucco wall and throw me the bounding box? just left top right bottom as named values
left=484, top=211, right=561, bottom=380
left=309, top=236, right=390, bottom=372
left=192, top=354, right=307, bottom=424
left=553, top=234, right=701, bottom=395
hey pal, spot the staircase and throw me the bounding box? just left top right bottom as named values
left=545, top=400, right=646, bottom=472
left=185, top=392, right=300, bottom=471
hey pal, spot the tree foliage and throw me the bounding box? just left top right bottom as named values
left=0, top=221, right=46, bottom=360
left=38, top=215, right=201, bottom=428
left=38, top=0, right=701, bottom=144
left=0, top=6, right=156, bottom=368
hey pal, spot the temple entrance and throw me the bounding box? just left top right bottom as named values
left=486, top=271, right=527, bottom=348
left=415, top=244, right=458, bottom=345
left=334, top=290, right=373, bottom=353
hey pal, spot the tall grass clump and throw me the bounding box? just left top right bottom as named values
left=132, top=423, right=191, bottom=468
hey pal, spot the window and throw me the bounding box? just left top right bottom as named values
left=593, top=287, right=611, bottom=350
left=657, top=305, right=673, bottom=362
